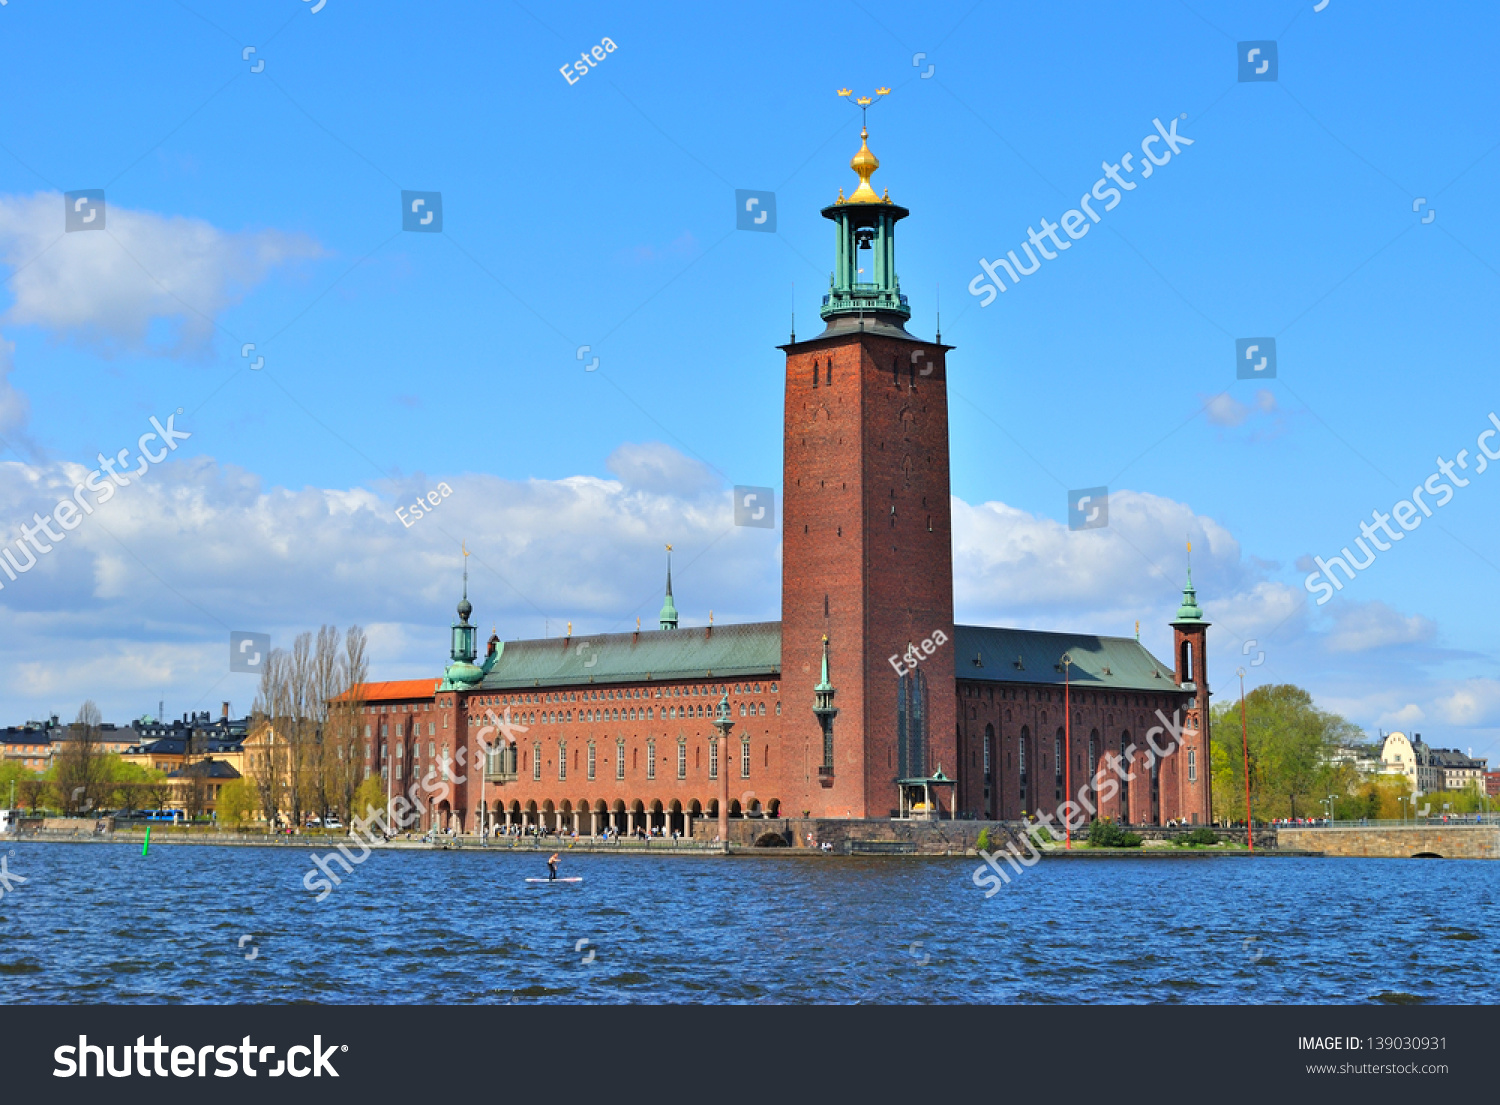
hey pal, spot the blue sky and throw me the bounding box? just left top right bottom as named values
left=1, top=0, right=1499, bottom=761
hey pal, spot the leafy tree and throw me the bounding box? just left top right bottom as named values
left=217, top=777, right=259, bottom=829
left=1211, top=684, right=1363, bottom=820
left=101, top=760, right=160, bottom=811
left=0, top=761, right=33, bottom=808
left=352, top=775, right=385, bottom=828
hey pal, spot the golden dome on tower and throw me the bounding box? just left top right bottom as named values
left=845, top=127, right=883, bottom=204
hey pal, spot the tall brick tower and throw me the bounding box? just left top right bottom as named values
left=779, top=111, right=956, bottom=819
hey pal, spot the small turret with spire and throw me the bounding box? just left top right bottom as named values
left=813, top=635, right=839, bottom=785
left=439, top=544, right=484, bottom=690
left=658, top=544, right=679, bottom=630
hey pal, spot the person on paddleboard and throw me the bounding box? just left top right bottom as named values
left=547, top=853, right=560, bottom=881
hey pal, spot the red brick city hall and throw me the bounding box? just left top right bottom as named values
left=350, top=124, right=1213, bottom=837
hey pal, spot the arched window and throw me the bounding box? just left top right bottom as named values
left=1018, top=726, right=1030, bottom=801
left=813, top=361, right=820, bottom=388
left=1181, top=639, right=1194, bottom=682
left=825, top=360, right=832, bottom=386
left=896, top=669, right=929, bottom=780
left=983, top=723, right=993, bottom=775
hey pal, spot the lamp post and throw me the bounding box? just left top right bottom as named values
left=1237, top=667, right=1254, bottom=851
left=713, top=691, right=734, bottom=850
left=1061, top=652, right=1073, bottom=850
left=1325, top=793, right=1336, bottom=826
left=1398, top=795, right=1407, bottom=824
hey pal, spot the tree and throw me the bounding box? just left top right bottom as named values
left=217, top=777, right=259, bottom=829
left=1211, top=684, right=1363, bottom=820
left=138, top=773, right=173, bottom=813
left=54, top=700, right=105, bottom=813
left=0, top=761, right=32, bottom=809
left=325, top=626, right=369, bottom=824
left=352, top=774, right=385, bottom=829
left=18, top=777, right=46, bottom=814
left=102, top=759, right=157, bottom=812
left=180, top=772, right=210, bottom=823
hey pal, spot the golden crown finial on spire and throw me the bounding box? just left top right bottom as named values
left=835, top=86, right=892, bottom=205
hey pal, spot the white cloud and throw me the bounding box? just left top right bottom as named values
left=0, top=441, right=1489, bottom=755
left=1203, top=388, right=1278, bottom=429
left=0, top=442, right=777, bottom=720
left=605, top=441, right=720, bottom=496
left=1432, top=680, right=1500, bottom=728
left=1322, top=599, right=1437, bottom=653
left=0, top=191, right=321, bottom=358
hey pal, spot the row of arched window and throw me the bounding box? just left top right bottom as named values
left=493, top=700, right=778, bottom=726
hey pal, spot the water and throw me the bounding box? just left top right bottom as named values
left=1, top=842, right=1494, bottom=1004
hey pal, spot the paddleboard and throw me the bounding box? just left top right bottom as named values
left=525, top=877, right=583, bottom=883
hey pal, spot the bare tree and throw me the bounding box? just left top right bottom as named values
left=248, top=624, right=369, bottom=829
left=56, top=701, right=104, bottom=813
left=326, top=625, right=368, bottom=823
left=181, top=771, right=209, bottom=823
left=251, top=648, right=290, bottom=826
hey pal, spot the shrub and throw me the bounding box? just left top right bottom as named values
left=1177, top=826, right=1219, bottom=847
left=1030, top=824, right=1054, bottom=844
left=1087, top=818, right=1143, bottom=848
left=976, top=827, right=993, bottom=852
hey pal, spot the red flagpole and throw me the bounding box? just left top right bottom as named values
left=1239, top=667, right=1254, bottom=852
left=1064, top=653, right=1072, bottom=849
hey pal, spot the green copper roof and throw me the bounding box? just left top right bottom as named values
left=1173, top=567, right=1206, bottom=624
left=417, top=621, right=1187, bottom=696
left=475, top=622, right=780, bottom=691
left=952, top=625, right=1179, bottom=693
